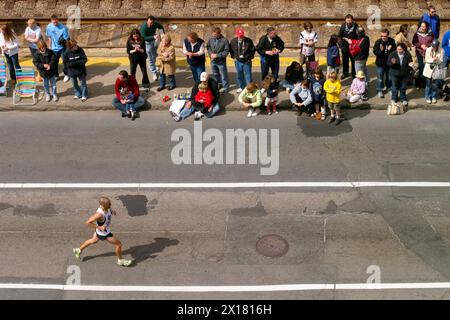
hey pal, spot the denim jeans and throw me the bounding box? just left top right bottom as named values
left=355, top=59, right=369, bottom=86
left=376, top=66, right=391, bottom=92
left=211, top=61, right=229, bottom=91
left=54, top=49, right=68, bottom=77
left=179, top=102, right=220, bottom=120
left=425, top=78, right=438, bottom=100
left=235, top=60, right=253, bottom=89
left=159, top=74, right=176, bottom=88
left=71, top=75, right=88, bottom=98
left=203, top=102, right=221, bottom=118
left=261, top=60, right=280, bottom=81
left=189, top=65, right=206, bottom=83
left=43, top=76, right=57, bottom=95
left=112, top=96, right=146, bottom=113
left=390, top=74, right=408, bottom=102
left=4, top=53, right=21, bottom=81
left=145, top=41, right=158, bottom=76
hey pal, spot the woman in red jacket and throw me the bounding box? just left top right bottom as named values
left=112, top=70, right=146, bottom=120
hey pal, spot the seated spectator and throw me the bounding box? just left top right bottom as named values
left=178, top=72, right=220, bottom=121
left=63, top=39, right=88, bottom=101
left=112, top=70, right=146, bottom=120
left=290, top=80, right=313, bottom=116
left=33, top=40, right=58, bottom=102
left=347, top=71, right=367, bottom=103
left=238, top=82, right=263, bottom=118
left=156, top=34, right=176, bottom=91
left=280, top=61, right=303, bottom=93
left=193, top=82, right=215, bottom=120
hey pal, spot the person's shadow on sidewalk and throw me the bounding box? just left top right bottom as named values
left=82, top=237, right=180, bottom=266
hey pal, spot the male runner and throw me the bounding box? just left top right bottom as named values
left=73, top=197, right=133, bottom=267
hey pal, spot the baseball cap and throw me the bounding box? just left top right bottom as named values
left=431, top=40, right=440, bottom=48
left=200, top=72, right=209, bottom=82
left=236, top=28, right=245, bottom=37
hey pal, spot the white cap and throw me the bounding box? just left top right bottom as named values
left=200, top=72, right=209, bottom=82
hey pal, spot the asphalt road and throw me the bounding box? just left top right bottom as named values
left=1, top=110, right=450, bottom=300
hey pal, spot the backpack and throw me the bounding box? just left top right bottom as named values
left=349, top=38, right=364, bottom=57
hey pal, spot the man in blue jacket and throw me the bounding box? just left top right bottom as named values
left=418, top=5, right=440, bottom=40
left=443, top=29, right=450, bottom=68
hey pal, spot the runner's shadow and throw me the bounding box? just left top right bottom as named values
left=82, top=237, right=179, bottom=266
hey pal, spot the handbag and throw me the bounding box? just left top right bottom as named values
left=387, top=102, right=404, bottom=116
left=432, top=63, right=447, bottom=80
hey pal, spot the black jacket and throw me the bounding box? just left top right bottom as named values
left=339, top=22, right=359, bottom=50
left=62, top=47, right=88, bottom=77
left=387, top=51, right=413, bottom=77
left=33, top=49, right=58, bottom=78
left=354, top=36, right=370, bottom=61
left=256, top=35, right=285, bottom=64
left=229, top=37, right=256, bottom=63
left=373, top=37, right=397, bottom=68
left=126, top=39, right=147, bottom=65
left=190, top=77, right=220, bottom=105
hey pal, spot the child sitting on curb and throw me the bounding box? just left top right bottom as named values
left=238, top=82, right=263, bottom=118
left=290, top=80, right=313, bottom=117
left=347, top=71, right=366, bottom=103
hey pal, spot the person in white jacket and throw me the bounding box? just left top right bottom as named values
left=0, top=25, right=21, bottom=85
left=423, top=40, right=444, bottom=104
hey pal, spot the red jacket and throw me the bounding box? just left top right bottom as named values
left=115, top=75, right=140, bottom=102
left=195, top=89, right=214, bottom=109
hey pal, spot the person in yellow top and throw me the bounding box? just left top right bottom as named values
left=324, top=72, right=343, bottom=126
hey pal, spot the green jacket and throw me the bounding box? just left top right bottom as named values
left=140, top=21, right=164, bottom=43
left=238, top=89, right=262, bottom=108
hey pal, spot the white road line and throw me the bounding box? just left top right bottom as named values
left=2, top=283, right=450, bottom=292
left=1, top=182, right=450, bottom=189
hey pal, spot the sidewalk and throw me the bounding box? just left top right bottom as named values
left=0, top=56, right=448, bottom=112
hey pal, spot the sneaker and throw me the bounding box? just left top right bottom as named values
left=260, top=88, right=266, bottom=94
left=275, top=111, right=279, bottom=115
left=268, top=111, right=272, bottom=116
left=252, top=108, right=261, bottom=117
left=237, top=88, right=243, bottom=93
left=247, top=108, right=254, bottom=118
left=426, top=99, right=432, bottom=104
left=378, top=92, right=384, bottom=99
left=121, top=113, right=127, bottom=118
left=194, top=111, right=201, bottom=121
left=286, top=88, right=291, bottom=94
left=63, top=75, right=70, bottom=83
left=53, top=94, right=59, bottom=102
left=117, top=259, right=133, bottom=267
left=402, top=101, right=408, bottom=107
left=131, top=111, right=136, bottom=121
left=362, top=95, right=369, bottom=102
left=45, top=94, right=52, bottom=102
left=335, top=118, right=343, bottom=126
left=73, top=248, right=81, bottom=260
left=328, top=117, right=336, bottom=124
left=152, top=74, right=158, bottom=82
left=432, top=98, right=437, bottom=104
left=73, top=96, right=80, bottom=100
left=81, top=97, right=87, bottom=102
left=170, top=111, right=181, bottom=122
left=321, top=114, right=327, bottom=120
left=144, top=87, right=150, bottom=93
left=311, top=113, right=317, bottom=118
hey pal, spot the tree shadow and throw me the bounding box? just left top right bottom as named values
left=82, top=237, right=180, bottom=267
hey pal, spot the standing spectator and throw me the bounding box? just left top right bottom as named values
left=63, top=39, right=88, bottom=102
left=339, top=14, right=359, bottom=79
left=156, top=35, right=176, bottom=91
left=238, top=82, right=263, bottom=118
left=126, top=29, right=150, bottom=92
left=395, top=24, right=412, bottom=49
left=326, top=35, right=341, bottom=78
left=183, top=32, right=206, bottom=83
left=256, top=27, right=285, bottom=82
left=373, top=29, right=396, bottom=98
left=413, top=21, right=434, bottom=88
left=418, top=5, right=440, bottom=40
left=310, top=68, right=326, bottom=120
left=33, top=40, right=58, bottom=102
left=300, top=22, right=318, bottom=63
left=229, top=28, right=256, bottom=93
left=280, top=61, right=303, bottom=93
left=46, top=15, right=70, bottom=82
left=207, top=27, right=230, bottom=94
left=387, top=43, right=413, bottom=107
left=423, top=40, right=444, bottom=104
left=24, top=19, right=42, bottom=58
left=443, top=29, right=450, bottom=68
left=140, top=16, right=164, bottom=82
left=350, top=27, right=370, bottom=90
left=112, top=71, right=146, bottom=119
left=324, top=72, right=343, bottom=125
left=261, top=74, right=279, bottom=115
left=0, top=25, right=21, bottom=86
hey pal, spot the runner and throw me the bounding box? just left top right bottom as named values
left=73, top=197, right=133, bottom=267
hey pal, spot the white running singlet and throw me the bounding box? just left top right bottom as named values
left=95, top=207, right=112, bottom=237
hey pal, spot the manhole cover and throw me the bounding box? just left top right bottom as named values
left=256, top=235, right=289, bottom=258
